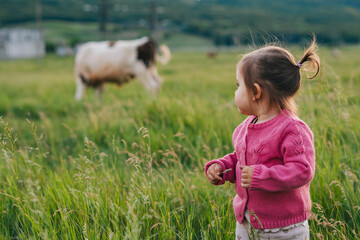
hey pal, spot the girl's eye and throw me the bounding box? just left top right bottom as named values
left=236, top=83, right=239, bottom=87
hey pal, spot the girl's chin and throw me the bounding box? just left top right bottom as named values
left=238, top=109, right=251, bottom=116
left=237, top=108, right=244, bottom=113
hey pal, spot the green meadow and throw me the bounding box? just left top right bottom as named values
left=0, top=46, right=359, bottom=239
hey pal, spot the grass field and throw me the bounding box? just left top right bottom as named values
left=0, top=45, right=360, bottom=239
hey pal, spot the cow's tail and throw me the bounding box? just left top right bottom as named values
left=156, top=45, right=171, bottom=65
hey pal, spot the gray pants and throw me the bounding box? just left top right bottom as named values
left=235, top=218, right=310, bottom=240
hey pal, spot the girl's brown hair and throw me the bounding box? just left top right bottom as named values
left=238, top=36, right=320, bottom=115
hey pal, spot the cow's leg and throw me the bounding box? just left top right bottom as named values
left=95, top=83, right=104, bottom=100
left=150, top=67, right=163, bottom=94
left=75, top=76, right=86, bottom=100
left=137, top=72, right=158, bottom=93
left=136, top=69, right=162, bottom=95
left=134, top=63, right=162, bottom=95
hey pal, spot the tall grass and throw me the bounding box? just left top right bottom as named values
left=0, top=46, right=360, bottom=239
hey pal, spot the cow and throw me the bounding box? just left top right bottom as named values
left=206, top=51, right=217, bottom=59
left=74, top=37, right=171, bottom=100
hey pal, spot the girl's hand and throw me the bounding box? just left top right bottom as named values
left=239, top=166, right=254, bottom=189
left=206, top=163, right=223, bottom=185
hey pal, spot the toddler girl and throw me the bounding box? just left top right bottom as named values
left=205, top=38, right=320, bottom=240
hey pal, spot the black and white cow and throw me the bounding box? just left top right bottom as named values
left=74, top=37, right=171, bottom=100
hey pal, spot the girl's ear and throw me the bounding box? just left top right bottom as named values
left=252, top=83, right=262, bottom=101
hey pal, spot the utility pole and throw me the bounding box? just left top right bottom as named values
left=149, top=0, right=157, bottom=35
left=35, top=0, right=42, bottom=30
left=99, top=0, right=108, bottom=40
left=35, top=0, right=43, bottom=62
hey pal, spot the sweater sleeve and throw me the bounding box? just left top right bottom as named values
left=249, top=122, right=315, bottom=192
left=204, top=151, right=237, bottom=185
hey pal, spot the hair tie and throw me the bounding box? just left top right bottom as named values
left=297, top=61, right=302, bottom=68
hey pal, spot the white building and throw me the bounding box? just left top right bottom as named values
left=0, top=28, right=45, bottom=59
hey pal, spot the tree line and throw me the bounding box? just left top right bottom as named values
left=1, top=0, right=360, bottom=45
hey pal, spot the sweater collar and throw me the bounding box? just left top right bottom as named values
left=248, top=109, right=290, bottom=129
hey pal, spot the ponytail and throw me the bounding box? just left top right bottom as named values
left=297, top=34, right=320, bottom=79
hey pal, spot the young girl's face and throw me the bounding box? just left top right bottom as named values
left=235, top=66, right=253, bottom=115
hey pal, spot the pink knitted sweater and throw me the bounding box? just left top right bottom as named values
left=205, top=110, right=315, bottom=229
